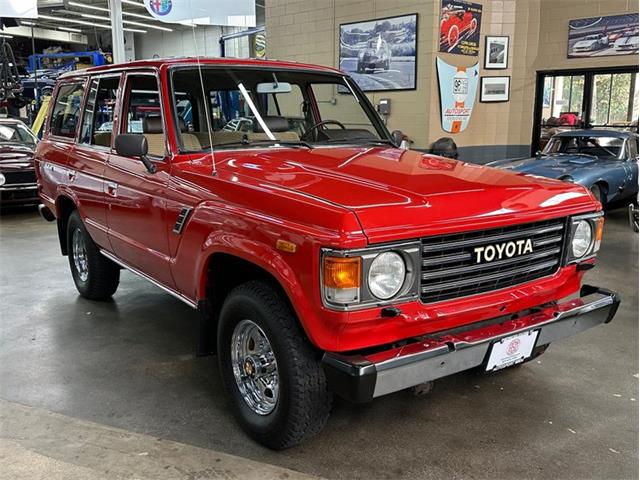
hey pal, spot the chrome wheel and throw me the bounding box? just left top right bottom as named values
left=231, top=319, right=279, bottom=415
left=72, top=228, right=89, bottom=282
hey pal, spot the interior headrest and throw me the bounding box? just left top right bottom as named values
left=253, top=116, right=290, bottom=133
left=142, top=116, right=163, bottom=134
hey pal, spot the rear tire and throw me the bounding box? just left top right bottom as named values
left=67, top=210, right=120, bottom=300
left=217, top=281, right=331, bottom=450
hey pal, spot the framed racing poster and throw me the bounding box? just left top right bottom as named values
left=339, top=13, right=418, bottom=92
left=568, top=13, right=639, bottom=58
left=439, top=0, right=482, bottom=56
left=436, top=57, right=480, bottom=133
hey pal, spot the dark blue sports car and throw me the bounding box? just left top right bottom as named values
left=488, top=130, right=639, bottom=207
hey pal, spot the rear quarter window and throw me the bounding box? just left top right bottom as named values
left=50, top=82, right=85, bottom=139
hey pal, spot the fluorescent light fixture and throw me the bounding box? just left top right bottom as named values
left=79, top=13, right=173, bottom=32
left=123, top=28, right=147, bottom=33
left=0, top=34, right=13, bottom=38
left=59, top=26, right=82, bottom=33
left=68, top=1, right=158, bottom=21
left=21, top=21, right=36, bottom=26
left=122, top=0, right=146, bottom=7
left=38, top=14, right=111, bottom=29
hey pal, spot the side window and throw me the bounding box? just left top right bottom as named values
left=79, top=79, right=98, bottom=144
left=91, top=77, right=120, bottom=147
left=123, top=75, right=165, bottom=157
left=50, top=82, right=85, bottom=139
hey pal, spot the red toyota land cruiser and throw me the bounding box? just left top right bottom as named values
left=36, top=58, right=619, bottom=450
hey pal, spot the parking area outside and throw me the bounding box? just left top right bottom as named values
left=0, top=206, right=637, bottom=480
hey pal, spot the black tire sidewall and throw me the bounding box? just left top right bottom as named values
left=218, top=289, right=295, bottom=441
left=67, top=212, right=91, bottom=294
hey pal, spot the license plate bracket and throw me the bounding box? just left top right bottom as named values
left=485, top=330, right=540, bottom=372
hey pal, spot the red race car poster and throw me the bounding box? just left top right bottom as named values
left=439, top=1, right=482, bottom=56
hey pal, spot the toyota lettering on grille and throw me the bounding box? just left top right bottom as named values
left=473, top=238, right=533, bottom=263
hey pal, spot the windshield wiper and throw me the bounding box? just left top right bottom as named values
left=207, top=136, right=314, bottom=150
left=317, top=137, right=396, bottom=146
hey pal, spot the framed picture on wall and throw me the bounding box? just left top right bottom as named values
left=480, top=76, right=510, bottom=102
left=339, top=13, right=418, bottom=92
left=484, top=36, right=509, bottom=69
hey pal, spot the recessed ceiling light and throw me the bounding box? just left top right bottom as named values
left=38, top=14, right=111, bottom=29
left=67, top=1, right=158, bottom=22
left=79, top=13, right=172, bottom=32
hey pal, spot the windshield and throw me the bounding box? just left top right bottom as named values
left=171, top=67, right=389, bottom=152
left=543, top=135, right=624, bottom=159
left=0, top=123, right=37, bottom=148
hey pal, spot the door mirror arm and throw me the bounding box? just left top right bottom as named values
left=391, top=130, right=404, bottom=148
left=115, top=134, right=156, bottom=174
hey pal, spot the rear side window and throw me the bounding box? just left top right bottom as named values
left=50, top=82, right=85, bottom=139
left=79, top=77, right=120, bottom=147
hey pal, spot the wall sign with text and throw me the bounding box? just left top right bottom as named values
left=439, top=0, right=482, bottom=56
left=436, top=57, right=479, bottom=133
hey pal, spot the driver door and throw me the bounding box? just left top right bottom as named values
left=105, top=71, right=175, bottom=288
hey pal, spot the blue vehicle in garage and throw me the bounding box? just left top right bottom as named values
left=489, top=130, right=639, bottom=208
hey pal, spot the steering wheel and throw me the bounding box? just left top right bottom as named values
left=301, top=120, right=346, bottom=141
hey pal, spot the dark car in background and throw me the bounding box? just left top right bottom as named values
left=489, top=130, right=639, bottom=208
left=0, top=118, right=39, bottom=207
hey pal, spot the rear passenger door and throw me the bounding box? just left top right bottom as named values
left=70, top=74, right=121, bottom=249
left=104, top=71, right=175, bottom=288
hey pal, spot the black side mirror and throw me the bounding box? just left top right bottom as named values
left=535, top=150, right=542, bottom=158
left=391, top=130, right=404, bottom=147
left=115, top=134, right=156, bottom=174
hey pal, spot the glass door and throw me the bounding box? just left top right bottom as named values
left=533, top=67, right=639, bottom=154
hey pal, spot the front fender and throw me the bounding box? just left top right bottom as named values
left=170, top=199, right=365, bottom=350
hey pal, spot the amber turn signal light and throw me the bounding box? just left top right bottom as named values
left=593, top=216, right=604, bottom=252
left=323, top=256, right=361, bottom=289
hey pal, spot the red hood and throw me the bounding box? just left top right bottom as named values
left=213, top=146, right=597, bottom=243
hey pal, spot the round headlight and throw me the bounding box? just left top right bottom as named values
left=572, top=220, right=593, bottom=258
left=0, top=173, right=5, bottom=187
left=368, top=251, right=406, bottom=300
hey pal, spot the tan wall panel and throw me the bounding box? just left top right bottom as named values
left=266, top=0, right=639, bottom=155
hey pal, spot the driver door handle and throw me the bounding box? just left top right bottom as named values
left=107, top=182, right=118, bottom=197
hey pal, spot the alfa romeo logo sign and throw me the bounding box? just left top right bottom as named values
left=149, top=0, right=172, bottom=16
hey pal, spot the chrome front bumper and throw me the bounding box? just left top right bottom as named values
left=322, top=285, right=620, bottom=402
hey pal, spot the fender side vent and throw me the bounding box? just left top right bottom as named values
left=173, top=207, right=192, bottom=234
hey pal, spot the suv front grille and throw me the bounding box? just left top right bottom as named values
left=2, top=170, right=36, bottom=186
left=420, top=218, right=567, bottom=303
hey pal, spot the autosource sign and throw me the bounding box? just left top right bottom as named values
left=568, top=13, right=639, bottom=58
left=439, top=0, right=482, bottom=56
left=436, top=57, right=479, bottom=134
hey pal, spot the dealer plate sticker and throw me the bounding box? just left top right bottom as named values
left=486, top=330, right=539, bottom=372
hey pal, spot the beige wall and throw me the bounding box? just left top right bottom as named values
left=266, top=0, right=639, bottom=156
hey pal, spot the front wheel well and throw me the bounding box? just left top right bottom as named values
left=56, top=195, right=77, bottom=255
left=198, top=253, right=298, bottom=355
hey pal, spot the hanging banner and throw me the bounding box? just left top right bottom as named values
left=438, top=0, right=482, bottom=56
left=436, top=57, right=479, bottom=134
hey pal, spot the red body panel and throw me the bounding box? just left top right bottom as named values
left=36, top=58, right=601, bottom=353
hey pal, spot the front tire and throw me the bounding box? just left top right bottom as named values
left=590, top=184, right=605, bottom=207
left=218, top=281, right=331, bottom=450
left=67, top=210, right=120, bottom=300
